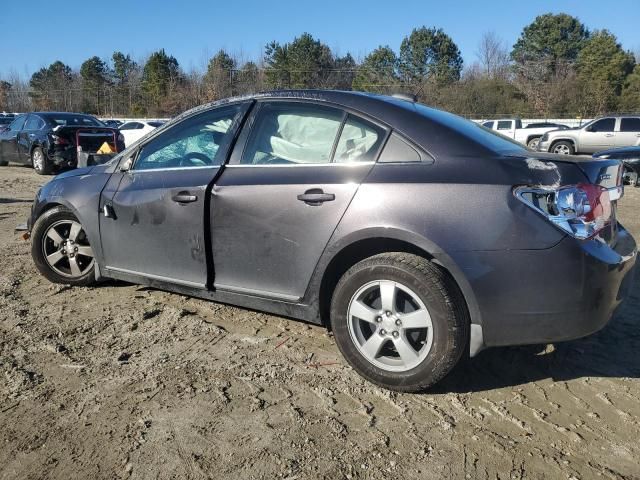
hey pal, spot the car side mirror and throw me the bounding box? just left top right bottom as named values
left=120, top=154, right=135, bottom=172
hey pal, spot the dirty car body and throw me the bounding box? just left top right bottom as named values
left=27, top=91, right=637, bottom=391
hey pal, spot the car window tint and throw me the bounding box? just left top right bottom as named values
left=134, top=106, right=240, bottom=171
left=241, top=103, right=343, bottom=165
left=378, top=133, right=422, bottom=163
left=44, top=114, right=101, bottom=127
left=8, top=115, right=26, bottom=132
left=24, top=116, right=43, bottom=130
left=482, top=121, right=494, bottom=129
left=119, top=123, right=135, bottom=130
left=334, top=116, right=383, bottom=163
left=497, top=121, right=512, bottom=130
left=589, top=118, right=615, bottom=132
left=620, top=118, right=640, bottom=132
left=148, top=121, right=164, bottom=128
left=135, top=123, right=145, bottom=129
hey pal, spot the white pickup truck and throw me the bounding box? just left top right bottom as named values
left=480, top=119, right=568, bottom=149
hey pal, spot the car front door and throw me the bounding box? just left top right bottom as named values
left=579, top=117, right=616, bottom=153
left=0, top=115, right=26, bottom=163
left=616, top=117, right=640, bottom=148
left=210, top=101, right=388, bottom=301
left=99, top=103, right=250, bottom=288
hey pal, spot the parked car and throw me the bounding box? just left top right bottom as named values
left=102, top=119, right=123, bottom=128
left=0, top=116, right=13, bottom=131
left=26, top=91, right=636, bottom=392
left=118, top=120, right=165, bottom=146
left=538, top=115, right=640, bottom=155
left=480, top=118, right=562, bottom=149
left=594, top=146, right=640, bottom=187
left=0, top=112, right=125, bottom=174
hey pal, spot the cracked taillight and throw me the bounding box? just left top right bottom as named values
left=514, top=183, right=621, bottom=240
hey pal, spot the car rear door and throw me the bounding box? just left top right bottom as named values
left=615, top=117, right=640, bottom=148
left=98, top=103, right=250, bottom=288
left=496, top=120, right=515, bottom=139
left=579, top=117, right=616, bottom=153
left=17, top=115, right=45, bottom=163
left=210, top=100, right=388, bottom=301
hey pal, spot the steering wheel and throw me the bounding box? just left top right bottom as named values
left=179, top=152, right=212, bottom=167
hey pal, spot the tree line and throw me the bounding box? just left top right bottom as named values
left=1, top=13, right=639, bottom=118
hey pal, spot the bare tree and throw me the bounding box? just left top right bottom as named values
left=476, top=31, right=510, bottom=79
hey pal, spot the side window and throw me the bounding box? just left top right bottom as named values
left=241, top=103, right=343, bottom=165
left=24, top=115, right=44, bottom=130
left=134, top=105, right=241, bottom=171
left=135, top=123, right=145, bottom=129
left=8, top=115, right=26, bottom=132
left=497, top=121, right=512, bottom=130
left=482, top=121, right=494, bottom=129
left=589, top=118, right=615, bottom=132
left=334, top=116, right=384, bottom=163
left=378, top=133, right=423, bottom=163
left=119, top=123, right=135, bottom=130
left=620, top=118, right=640, bottom=132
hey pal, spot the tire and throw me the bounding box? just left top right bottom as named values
left=551, top=141, right=575, bottom=155
left=31, top=147, right=52, bottom=175
left=330, top=252, right=468, bottom=392
left=31, top=206, right=96, bottom=286
left=0, top=160, right=7, bottom=167
left=527, top=137, right=541, bottom=149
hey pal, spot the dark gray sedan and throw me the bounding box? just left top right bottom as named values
left=27, top=91, right=637, bottom=392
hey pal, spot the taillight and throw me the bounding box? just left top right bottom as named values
left=52, top=134, right=70, bottom=145
left=514, top=183, right=621, bottom=239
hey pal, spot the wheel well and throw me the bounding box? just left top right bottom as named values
left=550, top=139, right=575, bottom=150
left=318, top=237, right=468, bottom=328
left=526, top=135, right=541, bottom=144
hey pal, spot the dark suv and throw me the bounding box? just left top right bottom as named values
left=26, top=91, right=637, bottom=391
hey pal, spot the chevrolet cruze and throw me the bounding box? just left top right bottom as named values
left=26, top=91, right=637, bottom=391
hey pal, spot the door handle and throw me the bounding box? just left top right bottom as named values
left=605, top=133, right=614, bottom=137
left=172, top=191, right=198, bottom=203
left=297, top=188, right=335, bottom=206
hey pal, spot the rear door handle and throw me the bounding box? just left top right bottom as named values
left=172, top=191, right=198, bottom=203
left=297, top=189, right=335, bottom=206
left=605, top=133, right=614, bottom=137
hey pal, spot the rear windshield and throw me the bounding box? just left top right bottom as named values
left=148, top=121, right=165, bottom=127
left=43, top=113, right=102, bottom=127
left=392, top=100, right=527, bottom=154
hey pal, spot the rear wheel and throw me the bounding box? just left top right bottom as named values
left=31, top=206, right=96, bottom=286
left=527, top=137, right=541, bottom=149
left=330, top=253, right=468, bottom=392
left=551, top=141, right=574, bottom=155
left=32, top=147, right=52, bottom=175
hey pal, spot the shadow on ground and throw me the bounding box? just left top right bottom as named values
left=437, top=269, right=640, bottom=393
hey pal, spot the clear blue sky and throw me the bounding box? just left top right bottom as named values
left=0, top=0, right=638, bottom=78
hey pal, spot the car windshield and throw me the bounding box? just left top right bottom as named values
left=43, top=113, right=102, bottom=127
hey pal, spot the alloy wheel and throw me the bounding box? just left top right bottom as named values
left=33, top=149, right=44, bottom=171
left=42, top=220, right=94, bottom=278
left=347, top=280, right=433, bottom=372
left=553, top=144, right=571, bottom=155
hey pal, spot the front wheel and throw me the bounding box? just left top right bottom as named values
left=330, top=253, right=468, bottom=392
left=32, top=147, right=52, bottom=175
left=31, top=206, right=96, bottom=286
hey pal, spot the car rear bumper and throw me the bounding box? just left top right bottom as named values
left=452, top=224, right=637, bottom=349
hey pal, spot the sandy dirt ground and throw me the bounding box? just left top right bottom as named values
left=0, top=164, right=639, bottom=480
